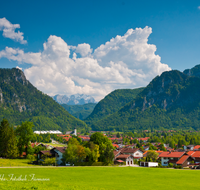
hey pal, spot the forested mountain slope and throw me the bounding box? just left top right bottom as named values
left=0, top=68, right=88, bottom=132
left=84, top=88, right=144, bottom=125
left=61, top=103, right=96, bottom=120
left=91, top=67, right=200, bottom=131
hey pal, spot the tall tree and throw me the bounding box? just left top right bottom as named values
left=7, top=127, right=19, bottom=158
left=15, top=121, right=34, bottom=157
left=90, top=132, right=114, bottom=164
left=0, top=119, right=11, bottom=157
left=63, top=138, right=86, bottom=164
left=0, top=119, right=18, bottom=158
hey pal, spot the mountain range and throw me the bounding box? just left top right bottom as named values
left=87, top=65, right=200, bottom=131
left=2, top=64, right=200, bottom=132
left=53, top=94, right=96, bottom=105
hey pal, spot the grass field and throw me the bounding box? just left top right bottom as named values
left=42, top=142, right=66, bottom=147
left=0, top=166, right=199, bottom=190
left=0, top=159, right=34, bottom=167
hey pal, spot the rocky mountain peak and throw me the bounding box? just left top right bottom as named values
left=53, top=94, right=96, bottom=105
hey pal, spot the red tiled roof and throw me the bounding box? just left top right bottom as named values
left=187, top=151, right=195, bottom=156
left=112, top=144, right=119, bottom=148
left=109, top=137, right=122, bottom=141
left=54, top=147, right=66, bottom=153
left=78, top=135, right=90, bottom=139
left=193, top=145, right=200, bottom=150
left=143, top=151, right=148, bottom=155
left=121, top=148, right=139, bottom=154
left=137, top=137, right=150, bottom=141
left=113, top=151, right=121, bottom=157
left=116, top=154, right=132, bottom=159
left=191, top=151, right=200, bottom=158
left=176, top=155, right=189, bottom=165
left=22, top=152, right=26, bottom=156
left=159, top=151, right=185, bottom=158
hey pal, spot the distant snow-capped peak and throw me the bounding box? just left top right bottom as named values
left=52, top=94, right=96, bottom=105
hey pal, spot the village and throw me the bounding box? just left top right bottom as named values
left=31, top=129, right=200, bottom=169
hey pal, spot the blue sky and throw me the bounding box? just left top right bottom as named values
left=0, top=0, right=200, bottom=100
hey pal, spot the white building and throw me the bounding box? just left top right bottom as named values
left=34, top=130, right=62, bottom=135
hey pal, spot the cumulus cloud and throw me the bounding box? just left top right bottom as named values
left=0, top=26, right=171, bottom=101
left=0, top=17, right=27, bottom=44
left=75, top=43, right=93, bottom=57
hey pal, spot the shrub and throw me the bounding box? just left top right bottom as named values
left=43, top=158, right=56, bottom=166
left=92, top=162, right=104, bottom=166
left=27, top=154, right=36, bottom=163
left=174, top=165, right=182, bottom=169
left=168, top=163, right=174, bottom=168
left=134, top=159, right=139, bottom=165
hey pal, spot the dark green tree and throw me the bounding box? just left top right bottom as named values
left=90, top=132, right=114, bottom=164
left=0, top=119, right=10, bottom=157
left=15, top=121, right=34, bottom=157
left=7, top=127, right=19, bottom=158
left=0, top=119, right=18, bottom=158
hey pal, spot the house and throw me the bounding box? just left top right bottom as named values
left=78, top=135, right=90, bottom=141
left=65, top=128, right=77, bottom=136
left=37, top=146, right=66, bottom=165
left=37, top=150, right=55, bottom=160
left=115, top=154, right=134, bottom=166
left=143, top=146, right=149, bottom=151
left=34, top=130, right=62, bottom=134
left=187, top=151, right=200, bottom=165
left=137, top=137, right=150, bottom=142
left=159, top=151, right=187, bottom=166
left=183, top=145, right=194, bottom=151
left=112, top=144, right=119, bottom=148
left=193, top=145, right=200, bottom=150
left=52, top=147, right=66, bottom=165
left=121, top=148, right=143, bottom=160
left=113, top=150, right=121, bottom=159
left=176, top=155, right=194, bottom=168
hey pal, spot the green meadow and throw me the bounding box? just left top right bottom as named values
left=0, top=167, right=199, bottom=190
left=0, top=159, right=34, bottom=167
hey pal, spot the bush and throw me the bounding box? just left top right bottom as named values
left=74, top=162, right=92, bottom=166
left=134, top=159, right=139, bottom=165
left=43, top=158, right=56, bottom=166
left=168, top=163, right=174, bottom=168
left=92, top=162, right=104, bottom=166
left=27, top=154, right=36, bottom=163
left=174, top=165, right=182, bottom=169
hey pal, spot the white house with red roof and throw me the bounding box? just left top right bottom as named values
left=120, top=148, right=143, bottom=160
left=115, top=154, right=134, bottom=166
left=159, top=151, right=186, bottom=166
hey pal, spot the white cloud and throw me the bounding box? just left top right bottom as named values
left=75, top=43, right=93, bottom=57
left=198, top=6, right=200, bottom=10
left=0, top=26, right=171, bottom=101
left=16, top=66, right=22, bottom=70
left=0, top=17, right=27, bottom=44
